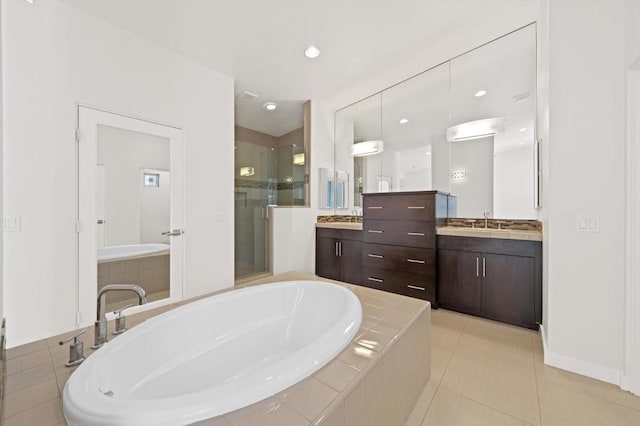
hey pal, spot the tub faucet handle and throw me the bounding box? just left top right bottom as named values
left=59, top=328, right=87, bottom=367
left=113, top=304, right=134, bottom=335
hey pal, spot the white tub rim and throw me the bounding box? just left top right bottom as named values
left=63, top=280, right=362, bottom=425
left=97, top=243, right=170, bottom=263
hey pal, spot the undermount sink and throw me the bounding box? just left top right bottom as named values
left=436, top=226, right=542, bottom=241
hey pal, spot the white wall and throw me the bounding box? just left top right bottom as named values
left=543, top=0, right=627, bottom=383
left=0, top=2, right=3, bottom=326
left=140, top=170, right=170, bottom=244
left=97, top=125, right=170, bottom=246
left=449, top=137, right=494, bottom=218
left=494, top=146, right=535, bottom=219
left=3, top=0, right=234, bottom=347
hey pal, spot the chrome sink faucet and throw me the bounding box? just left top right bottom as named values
left=93, top=284, right=147, bottom=349
left=483, top=210, right=490, bottom=229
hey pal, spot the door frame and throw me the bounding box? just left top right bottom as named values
left=625, top=64, right=640, bottom=395
left=77, top=105, right=185, bottom=328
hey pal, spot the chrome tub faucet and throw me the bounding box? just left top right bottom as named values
left=93, top=284, right=147, bottom=349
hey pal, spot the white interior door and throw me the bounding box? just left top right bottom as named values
left=95, top=164, right=106, bottom=248
left=77, top=106, right=185, bottom=327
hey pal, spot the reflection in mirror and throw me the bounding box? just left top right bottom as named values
left=449, top=25, right=536, bottom=218
left=96, top=125, right=171, bottom=311
left=318, top=167, right=335, bottom=209
left=333, top=24, right=537, bottom=219
left=336, top=171, right=349, bottom=209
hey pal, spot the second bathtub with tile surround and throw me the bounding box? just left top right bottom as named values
left=62, top=280, right=361, bottom=425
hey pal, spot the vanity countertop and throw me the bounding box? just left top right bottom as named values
left=315, top=222, right=363, bottom=231
left=436, top=226, right=542, bottom=241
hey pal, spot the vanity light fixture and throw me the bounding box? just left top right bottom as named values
left=399, top=118, right=409, bottom=124
left=474, top=90, right=487, bottom=97
left=293, top=153, right=305, bottom=165
left=351, top=140, right=384, bottom=157
left=263, top=102, right=278, bottom=111
left=304, top=45, right=321, bottom=59
left=240, top=167, right=255, bottom=177
left=446, top=118, right=505, bottom=142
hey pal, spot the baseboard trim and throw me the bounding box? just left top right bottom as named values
left=541, top=325, right=622, bottom=386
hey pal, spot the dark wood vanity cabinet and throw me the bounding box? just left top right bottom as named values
left=315, top=228, right=362, bottom=285
left=361, top=191, right=450, bottom=305
left=437, top=236, right=542, bottom=329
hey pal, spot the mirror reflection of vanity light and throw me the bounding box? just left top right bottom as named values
left=293, top=153, right=305, bottom=165
left=351, top=140, right=384, bottom=157
left=239, top=166, right=255, bottom=177
left=446, top=118, right=505, bottom=142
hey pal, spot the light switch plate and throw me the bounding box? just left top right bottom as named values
left=3, top=215, right=21, bottom=232
left=576, top=215, right=599, bottom=232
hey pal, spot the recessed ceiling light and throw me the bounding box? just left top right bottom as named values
left=263, top=102, right=277, bottom=111
left=519, top=127, right=527, bottom=132
left=304, top=45, right=320, bottom=59
left=399, top=118, right=409, bottom=124
left=475, top=90, right=487, bottom=97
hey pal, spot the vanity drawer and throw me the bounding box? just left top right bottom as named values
left=363, top=220, right=435, bottom=248
left=362, top=266, right=435, bottom=302
left=316, top=227, right=362, bottom=241
left=364, top=194, right=436, bottom=221
left=362, top=243, right=435, bottom=276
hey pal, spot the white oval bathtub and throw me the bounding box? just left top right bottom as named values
left=97, top=244, right=170, bottom=263
left=63, top=280, right=362, bottom=426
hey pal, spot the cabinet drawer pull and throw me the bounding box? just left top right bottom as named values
left=407, top=285, right=426, bottom=291
left=407, top=258, right=426, bottom=264
left=407, top=206, right=425, bottom=209
left=368, top=277, right=384, bottom=283
left=407, top=232, right=426, bottom=236
left=368, top=206, right=384, bottom=209
left=368, top=254, right=384, bottom=259
left=368, top=230, right=384, bottom=234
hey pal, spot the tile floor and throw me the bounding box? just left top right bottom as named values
left=2, top=272, right=640, bottom=425
left=404, top=309, right=640, bottom=426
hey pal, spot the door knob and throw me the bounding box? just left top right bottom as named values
left=97, top=220, right=105, bottom=224
left=162, top=229, right=183, bottom=236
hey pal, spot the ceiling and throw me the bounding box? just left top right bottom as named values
left=61, top=0, right=535, bottom=136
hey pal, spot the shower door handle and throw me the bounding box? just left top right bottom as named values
left=162, top=229, right=183, bottom=237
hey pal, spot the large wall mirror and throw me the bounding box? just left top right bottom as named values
left=332, top=24, right=537, bottom=219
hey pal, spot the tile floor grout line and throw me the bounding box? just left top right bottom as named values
left=415, top=384, right=439, bottom=426
left=2, top=393, right=61, bottom=422
left=534, top=371, right=640, bottom=414
left=435, top=383, right=538, bottom=426
left=531, top=332, right=545, bottom=426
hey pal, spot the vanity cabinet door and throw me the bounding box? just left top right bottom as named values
left=316, top=237, right=340, bottom=281
left=339, top=239, right=362, bottom=285
left=438, top=249, right=482, bottom=314
left=481, top=253, right=535, bottom=328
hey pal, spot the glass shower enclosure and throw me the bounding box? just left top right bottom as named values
left=234, top=141, right=306, bottom=280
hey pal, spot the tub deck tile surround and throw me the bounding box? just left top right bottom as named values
left=3, top=272, right=640, bottom=425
